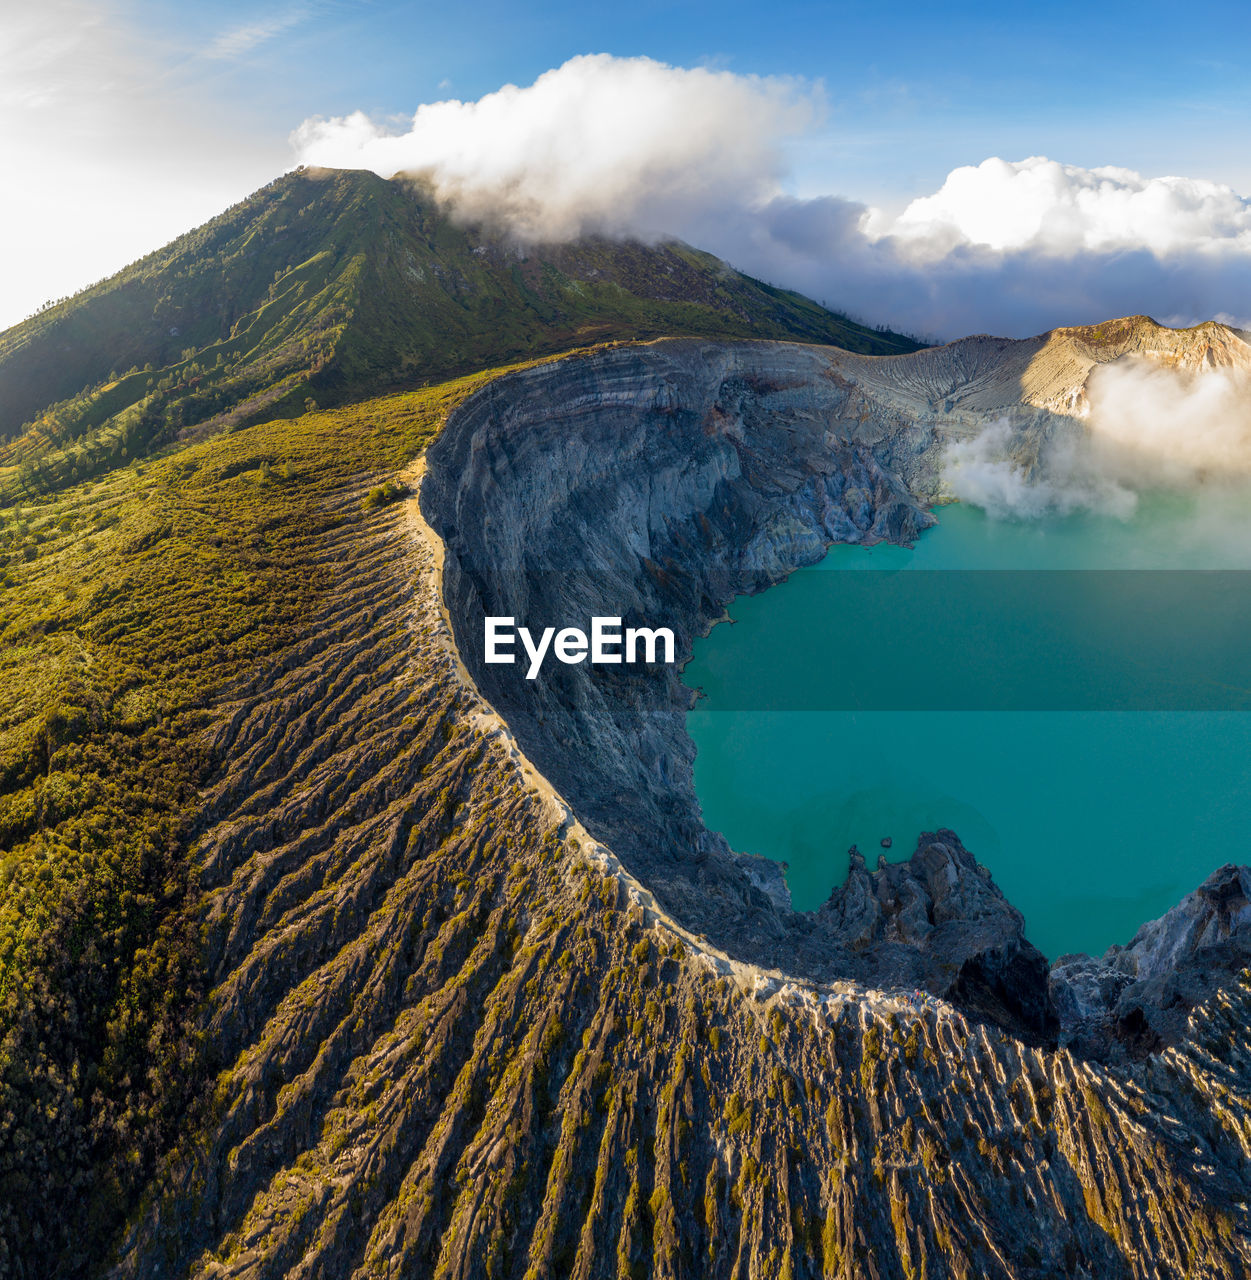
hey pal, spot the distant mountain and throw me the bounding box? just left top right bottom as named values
left=0, top=167, right=919, bottom=498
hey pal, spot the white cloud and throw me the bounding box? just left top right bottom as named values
left=877, top=156, right=1251, bottom=258
left=6, top=37, right=1251, bottom=345
left=293, top=54, right=818, bottom=241
left=292, top=58, right=1251, bottom=341
left=207, top=9, right=309, bottom=61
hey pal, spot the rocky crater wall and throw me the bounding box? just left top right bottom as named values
left=421, top=336, right=1251, bottom=1055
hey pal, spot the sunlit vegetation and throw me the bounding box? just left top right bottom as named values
left=0, top=155, right=918, bottom=1260
left=0, top=360, right=543, bottom=1273
left=0, top=168, right=919, bottom=504
left=362, top=479, right=409, bottom=509
left=3, top=166, right=1238, bottom=1280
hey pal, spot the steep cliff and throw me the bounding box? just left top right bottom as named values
left=420, top=330, right=1251, bottom=1053
left=420, top=339, right=1069, bottom=1032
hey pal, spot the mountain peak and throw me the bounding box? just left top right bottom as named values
left=0, top=169, right=919, bottom=501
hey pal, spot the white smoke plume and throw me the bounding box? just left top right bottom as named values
left=1085, top=361, right=1251, bottom=482
left=293, top=55, right=1251, bottom=341
left=944, top=420, right=1137, bottom=521
left=945, top=361, right=1251, bottom=520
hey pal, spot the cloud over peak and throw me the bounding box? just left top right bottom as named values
left=294, top=54, right=817, bottom=242
left=292, top=55, right=1251, bottom=340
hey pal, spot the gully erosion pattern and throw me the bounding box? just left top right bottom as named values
left=123, top=332, right=1251, bottom=1279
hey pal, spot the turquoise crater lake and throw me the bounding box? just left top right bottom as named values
left=683, top=495, right=1251, bottom=959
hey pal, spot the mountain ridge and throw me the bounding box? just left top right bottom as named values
left=0, top=167, right=919, bottom=501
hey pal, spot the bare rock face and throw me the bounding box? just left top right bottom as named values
left=820, top=832, right=1057, bottom=1042
left=110, top=332, right=1251, bottom=1279
left=421, top=341, right=937, bottom=979
left=422, top=333, right=1251, bottom=1058
left=1053, top=864, right=1251, bottom=1055
left=421, top=341, right=1063, bottom=1027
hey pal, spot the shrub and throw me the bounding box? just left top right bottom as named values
left=362, top=479, right=407, bottom=509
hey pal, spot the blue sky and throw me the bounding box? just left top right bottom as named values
left=136, top=0, right=1251, bottom=200
left=5, top=1, right=1251, bottom=334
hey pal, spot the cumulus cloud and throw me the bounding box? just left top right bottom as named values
left=715, top=180, right=1251, bottom=340
left=294, top=54, right=817, bottom=241
left=298, top=49, right=1251, bottom=522
left=297, top=47, right=1251, bottom=513
left=878, top=156, right=1251, bottom=258
left=292, top=57, right=1251, bottom=341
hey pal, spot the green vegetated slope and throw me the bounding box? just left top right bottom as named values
left=0, top=166, right=918, bottom=501
left=19, top=169, right=1244, bottom=1280
left=0, top=361, right=547, bottom=1275
left=0, top=167, right=925, bottom=1273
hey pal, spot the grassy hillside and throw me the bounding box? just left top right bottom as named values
left=0, top=357, right=551, bottom=1275
left=3, top=327, right=1248, bottom=1276
left=0, top=169, right=932, bottom=1274
left=0, top=168, right=919, bottom=503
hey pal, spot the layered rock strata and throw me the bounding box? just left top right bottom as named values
left=111, top=326, right=1251, bottom=1277
left=421, top=330, right=1251, bottom=1055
